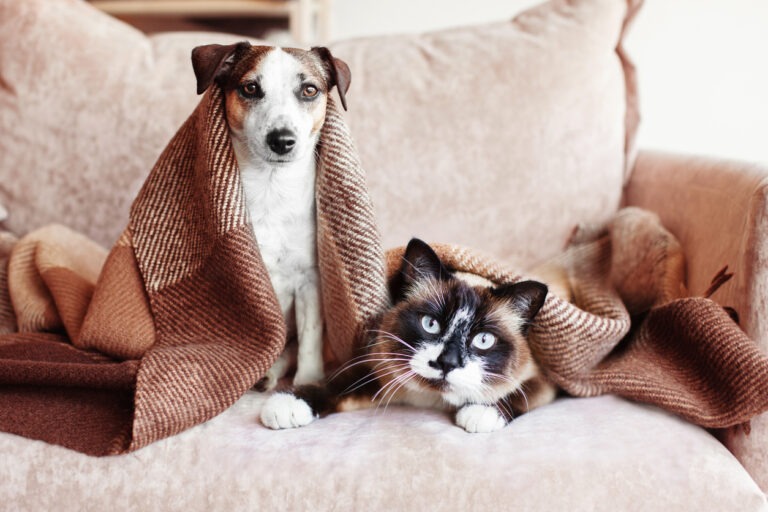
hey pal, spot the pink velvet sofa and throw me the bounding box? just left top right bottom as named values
left=2, top=0, right=768, bottom=509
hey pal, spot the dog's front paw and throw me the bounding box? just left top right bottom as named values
left=260, top=393, right=317, bottom=430
left=455, top=404, right=507, bottom=433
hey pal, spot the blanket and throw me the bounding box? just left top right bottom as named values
left=2, top=88, right=768, bottom=455
left=0, top=86, right=386, bottom=454
left=383, top=207, right=768, bottom=428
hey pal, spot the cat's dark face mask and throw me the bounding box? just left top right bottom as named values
left=374, top=238, right=548, bottom=406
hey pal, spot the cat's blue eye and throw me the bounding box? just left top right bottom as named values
left=471, top=332, right=496, bottom=350
left=420, top=315, right=441, bottom=334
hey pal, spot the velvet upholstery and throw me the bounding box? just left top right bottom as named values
left=1, top=0, right=767, bottom=507
left=0, top=0, right=247, bottom=247
left=0, top=394, right=765, bottom=512
left=328, top=0, right=641, bottom=266
left=625, top=150, right=768, bottom=492
left=0, top=0, right=639, bottom=270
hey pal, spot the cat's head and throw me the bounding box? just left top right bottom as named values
left=372, top=238, right=548, bottom=407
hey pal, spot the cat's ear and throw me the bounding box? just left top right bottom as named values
left=492, top=280, right=548, bottom=332
left=390, top=238, right=452, bottom=301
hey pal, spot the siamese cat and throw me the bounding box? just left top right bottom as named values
left=260, top=238, right=557, bottom=433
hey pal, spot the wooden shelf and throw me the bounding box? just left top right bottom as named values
left=89, top=0, right=291, bottom=18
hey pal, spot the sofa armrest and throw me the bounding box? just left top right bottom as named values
left=624, top=149, right=768, bottom=492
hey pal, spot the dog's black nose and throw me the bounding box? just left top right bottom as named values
left=266, top=128, right=296, bottom=155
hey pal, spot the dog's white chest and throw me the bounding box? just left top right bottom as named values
left=239, top=157, right=318, bottom=317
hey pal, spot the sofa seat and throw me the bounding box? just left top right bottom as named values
left=1, top=395, right=764, bottom=511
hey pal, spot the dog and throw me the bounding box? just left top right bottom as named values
left=191, top=42, right=351, bottom=388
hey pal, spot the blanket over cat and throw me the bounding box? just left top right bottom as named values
left=0, top=86, right=386, bottom=454
left=383, top=208, right=768, bottom=429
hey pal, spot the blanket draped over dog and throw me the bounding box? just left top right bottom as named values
left=2, top=91, right=768, bottom=456
left=0, top=87, right=386, bottom=454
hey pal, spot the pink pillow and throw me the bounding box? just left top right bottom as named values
left=0, top=0, right=248, bottom=246
left=330, top=0, right=640, bottom=265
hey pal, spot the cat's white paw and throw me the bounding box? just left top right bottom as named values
left=260, top=393, right=317, bottom=430
left=456, top=404, right=507, bottom=433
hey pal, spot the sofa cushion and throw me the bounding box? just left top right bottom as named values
left=330, top=0, right=640, bottom=265
left=0, top=394, right=764, bottom=511
left=1, top=0, right=638, bottom=264
left=0, top=0, right=249, bottom=247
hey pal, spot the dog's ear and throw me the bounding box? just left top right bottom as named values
left=311, top=47, right=351, bottom=111
left=191, top=41, right=250, bottom=95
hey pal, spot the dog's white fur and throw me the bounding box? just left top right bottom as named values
left=228, top=48, right=325, bottom=388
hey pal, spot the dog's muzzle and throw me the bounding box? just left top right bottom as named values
left=266, top=128, right=297, bottom=156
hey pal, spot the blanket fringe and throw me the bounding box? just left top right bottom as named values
left=703, top=265, right=734, bottom=299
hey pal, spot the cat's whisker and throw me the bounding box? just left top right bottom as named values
left=483, top=370, right=530, bottom=412
left=372, top=373, right=406, bottom=405
left=478, top=383, right=514, bottom=420
left=342, top=364, right=411, bottom=395
left=328, top=354, right=411, bottom=381
left=382, top=372, right=418, bottom=413
left=373, top=370, right=414, bottom=407
left=515, top=384, right=531, bottom=413
left=368, top=329, right=417, bottom=354
left=494, top=400, right=514, bottom=422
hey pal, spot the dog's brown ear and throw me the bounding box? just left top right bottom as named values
left=311, top=47, right=351, bottom=111
left=191, top=41, right=250, bottom=95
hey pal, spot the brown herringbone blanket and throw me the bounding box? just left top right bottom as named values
left=383, top=207, right=768, bottom=429
left=0, top=87, right=386, bottom=454
left=2, top=87, right=768, bottom=456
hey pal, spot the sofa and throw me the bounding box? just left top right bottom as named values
left=1, top=0, right=767, bottom=510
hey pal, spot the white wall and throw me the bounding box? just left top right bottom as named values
left=327, top=0, right=541, bottom=40
left=327, top=0, right=768, bottom=165
left=626, top=0, right=768, bottom=165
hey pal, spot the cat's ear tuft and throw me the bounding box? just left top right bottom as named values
left=390, top=238, right=452, bottom=301
left=401, top=238, right=451, bottom=283
left=492, top=280, right=548, bottom=332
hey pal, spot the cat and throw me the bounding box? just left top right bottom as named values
left=259, top=238, right=557, bottom=433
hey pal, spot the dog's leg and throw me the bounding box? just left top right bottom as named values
left=293, top=273, right=325, bottom=385
left=255, top=284, right=295, bottom=392
left=255, top=351, right=291, bottom=391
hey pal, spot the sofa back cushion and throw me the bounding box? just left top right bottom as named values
left=330, top=0, right=640, bottom=265
left=0, top=0, right=639, bottom=267
left=0, top=0, right=247, bottom=247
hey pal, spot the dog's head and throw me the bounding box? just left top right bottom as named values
left=191, top=42, right=351, bottom=163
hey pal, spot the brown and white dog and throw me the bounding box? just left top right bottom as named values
left=191, top=42, right=351, bottom=388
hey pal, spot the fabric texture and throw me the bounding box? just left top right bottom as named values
left=383, top=207, right=768, bottom=429
left=1, top=392, right=766, bottom=512
left=0, top=0, right=248, bottom=247
left=625, top=150, right=768, bottom=491
left=0, top=87, right=385, bottom=454
left=329, top=0, right=641, bottom=266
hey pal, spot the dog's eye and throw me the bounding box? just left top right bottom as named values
left=240, top=82, right=263, bottom=99
left=301, top=84, right=319, bottom=98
